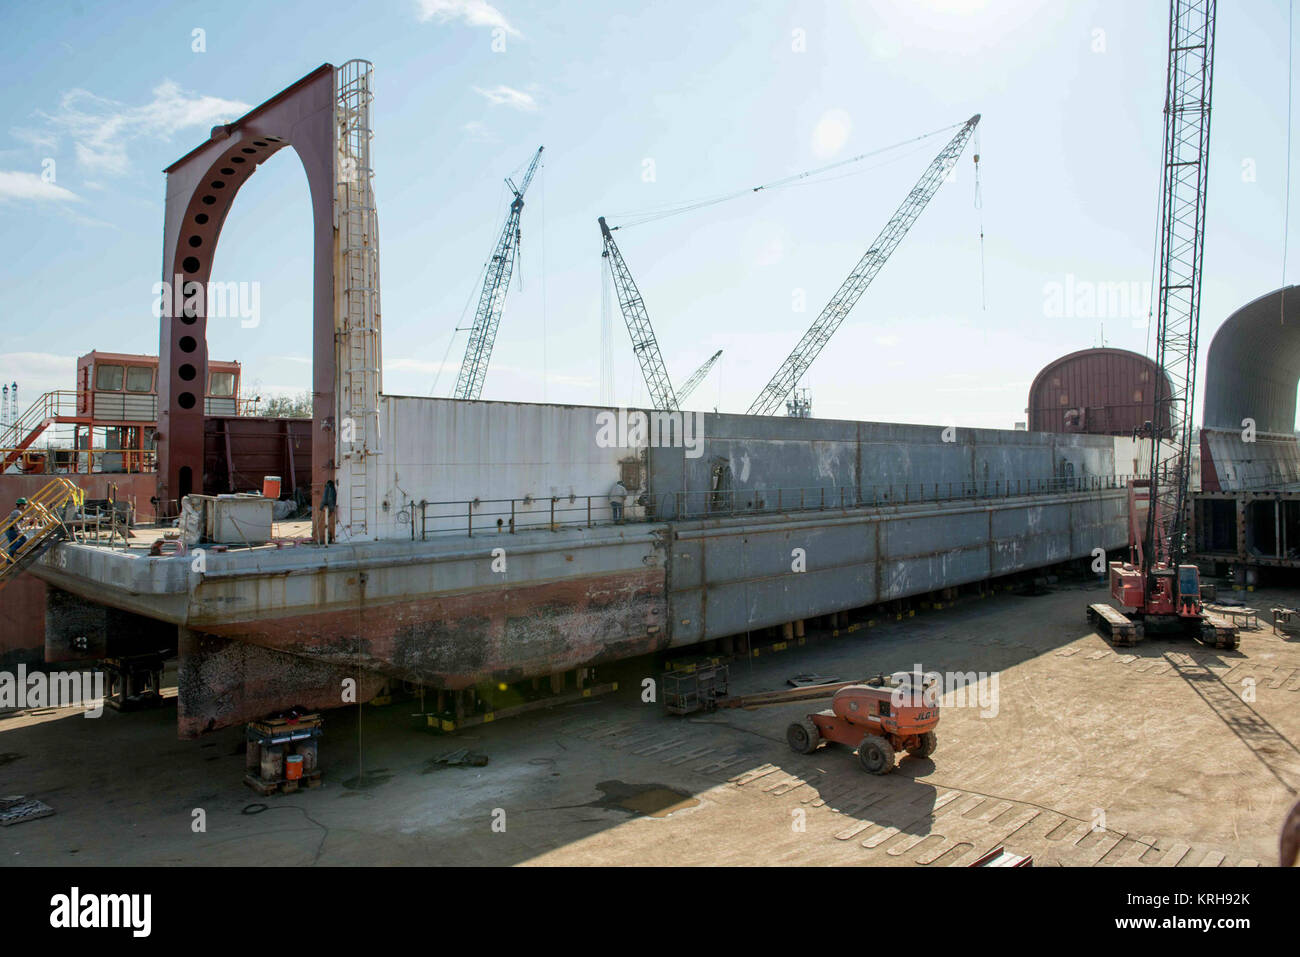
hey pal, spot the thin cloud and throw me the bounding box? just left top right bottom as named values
left=0, top=352, right=77, bottom=395
left=462, top=120, right=497, bottom=143
left=417, top=0, right=520, bottom=36
left=548, top=373, right=597, bottom=388
left=0, top=170, right=78, bottom=202
left=473, top=85, right=538, bottom=111
left=388, top=357, right=457, bottom=375
left=33, top=81, right=250, bottom=177
left=52, top=205, right=117, bottom=230
left=10, top=127, right=57, bottom=151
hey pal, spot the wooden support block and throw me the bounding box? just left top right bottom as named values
left=245, top=741, right=261, bottom=774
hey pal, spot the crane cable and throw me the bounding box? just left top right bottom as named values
left=540, top=163, right=549, bottom=402
left=1143, top=105, right=1168, bottom=361
left=429, top=254, right=487, bottom=397
left=973, top=126, right=986, bottom=311
left=607, top=120, right=966, bottom=230
left=599, top=252, right=615, bottom=405
left=1284, top=0, right=1294, bottom=324
left=429, top=180, right=513, bottom=396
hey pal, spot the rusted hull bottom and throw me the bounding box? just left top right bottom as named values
left=189, top=568, right=667, bottom=696
left=177, top=628, right=386, bottom=739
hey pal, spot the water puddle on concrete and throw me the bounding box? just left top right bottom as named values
left=588, top=780, right=700, bottom=818
left=341, top=768, right=394, bottom=790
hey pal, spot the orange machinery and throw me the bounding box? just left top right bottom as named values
left=1089, top=480, right=1237, bottom=649
left=786, top=675, right=940, bottom=775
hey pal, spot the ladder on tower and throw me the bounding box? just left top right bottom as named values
left=0, top=477, right=83, bottom=592
left=336, top=60, right=383, bottom=539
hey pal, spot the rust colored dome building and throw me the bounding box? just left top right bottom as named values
left=1027, top=347, right=1172, bottom=436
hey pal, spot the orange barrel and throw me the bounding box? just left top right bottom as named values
left=262, top=475, right=281, bottom=499
left=284, top=753, right=304, bottom=781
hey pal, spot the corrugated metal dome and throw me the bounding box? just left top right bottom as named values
left=1027, top=347, right=1171, bottom=435
left=1202, top=286, right=1300, bottom=434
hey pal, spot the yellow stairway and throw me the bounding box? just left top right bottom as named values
left=0, top=477, right=84, bottom=591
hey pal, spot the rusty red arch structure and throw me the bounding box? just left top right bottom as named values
left=157, top=64, right=338, bottom=531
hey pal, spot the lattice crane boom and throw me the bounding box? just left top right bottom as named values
left=747, top=115, right=981, bottom=416
left=453, top=145, right=544, bottom=401
left=677, top=349, right=723, bottom=404
left=1145, top=0, right=1215, bottom=572
left=599, top=215, right=680, bottom=411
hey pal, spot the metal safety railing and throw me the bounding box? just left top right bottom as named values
left=656, top=473, right=1139, bottom=520
left=0, top=477, right=85, bottom=591
left=0, top=445, right=156, bottom=475
left=413, top=494, right=618, bottom=540
left=0, top=390, right=83, bottom=469
left=410, top=473, right=1138, bottom=540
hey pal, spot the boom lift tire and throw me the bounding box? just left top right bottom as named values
left=787, top=719, right=822, bottom=754
left=911, top=731, right=937, bottom=758
left=857, top=734, right=896, bottom=775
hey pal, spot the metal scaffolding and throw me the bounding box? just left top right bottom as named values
left=1146, top=0, right=1216, bottom=568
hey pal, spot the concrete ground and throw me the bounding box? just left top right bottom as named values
left=2, top=576, right=1298, bottom=866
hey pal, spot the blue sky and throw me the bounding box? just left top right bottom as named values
left=0, top=0, right=1295, bottom=428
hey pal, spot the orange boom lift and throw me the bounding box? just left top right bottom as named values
left=718, top=674, right=940, bottom=775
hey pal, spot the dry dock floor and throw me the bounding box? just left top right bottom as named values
left=3, top=578, right=1298, bottom=866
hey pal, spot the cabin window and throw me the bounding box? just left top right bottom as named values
left=125, top=366, right=154, bottom=393
left=209, top=371, right=236, bottom=398
left=95, top=364, right=123, bottom=391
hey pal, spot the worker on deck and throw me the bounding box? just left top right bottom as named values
left=5, top=497, right=30, bottom=556
left=609, top=480, right=628, bottom=524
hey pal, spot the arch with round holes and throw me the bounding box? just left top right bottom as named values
left=157, top=64, right=337, bottom=538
